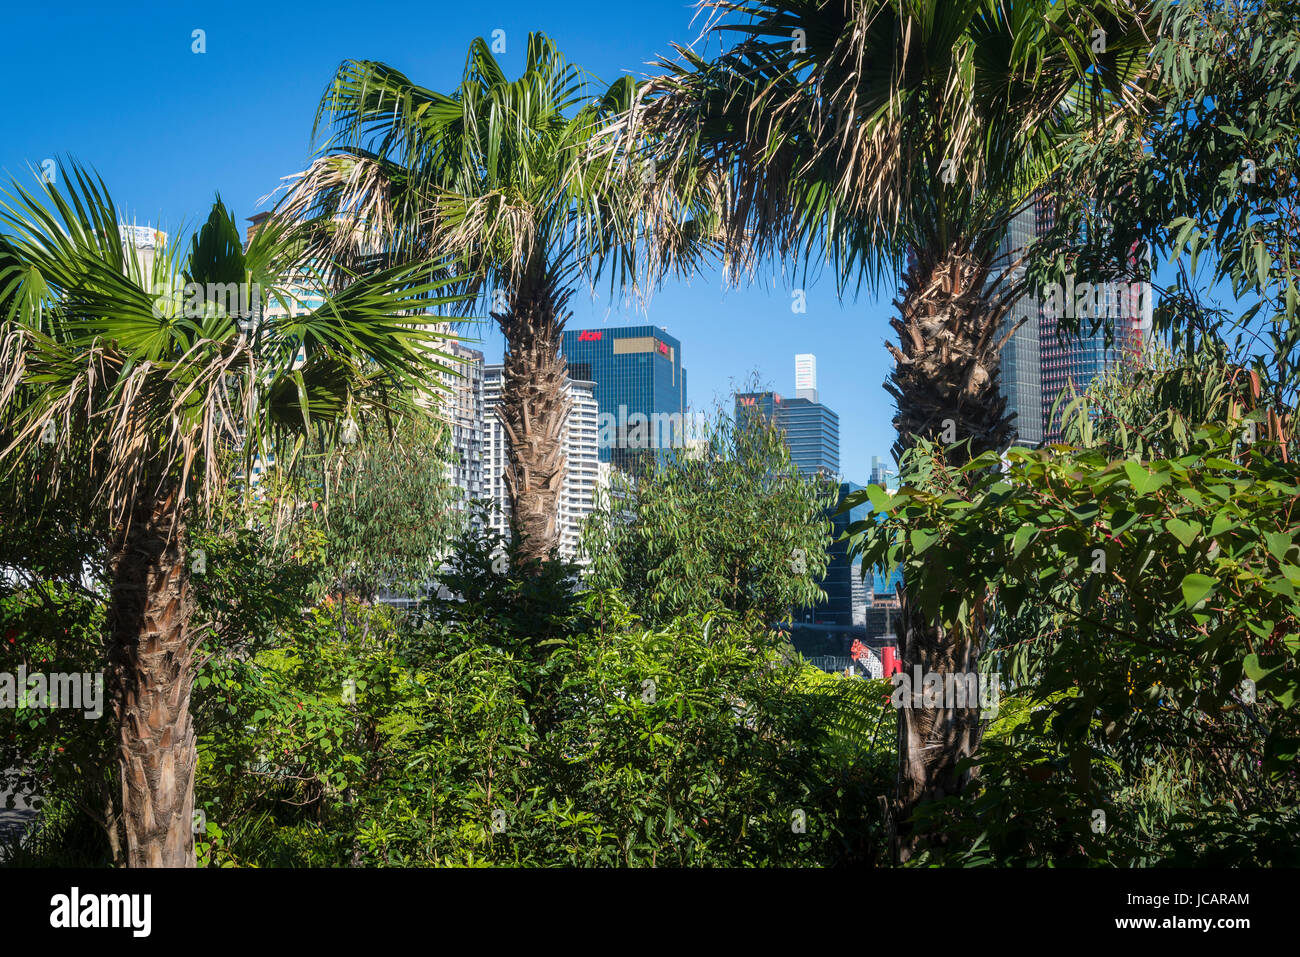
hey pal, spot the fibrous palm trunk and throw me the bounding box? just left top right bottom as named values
left=884, top=244, right=1015, bottom=864
left=496, top=285, right=571, bottom=568
left=107, top=488, right=197, bottom=868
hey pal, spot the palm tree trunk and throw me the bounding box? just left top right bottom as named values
left=884, top=245, right=1014, bottom=864
left=107, top=488, right=197, bottom=868
left=497, top=289, right=571, bottom=568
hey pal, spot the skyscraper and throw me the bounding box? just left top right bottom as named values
left=561, top=325, right=688, bottom=473
left=735, top=357, right=840, bottom=478
left=555, top=371, right=607, bottom=561
left=439, top=341, right=485, bottom=515
left=791, top=481, right=868, bottom=627
left=484, top=367, right=508, bottom=542
left=992, top=195, right=1151, bottom=444
left=993, top=199, right=1046, bottom=446
left=776, top=396, right=839, bottom=476
left=868, top=455, right=897, bottom=489
left=1040, top=271, right=1151, bottom=441
left=733, top=357, right=848, bottom=623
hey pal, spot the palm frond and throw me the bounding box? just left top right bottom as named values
left=0, top=161, right=473, bottom=533
left=609, top=0, right=1154, bottom=293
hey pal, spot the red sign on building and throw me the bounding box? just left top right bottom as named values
left=578, top=329, right=602, bottom=341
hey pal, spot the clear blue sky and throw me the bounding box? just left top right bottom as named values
left=2, top=0, right=908, bottom=483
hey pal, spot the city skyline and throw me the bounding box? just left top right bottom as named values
left=735, top=353, right=842, bottom=479
left=3, top=0, right=1181, bottom=489
left=0, top=0, right=902, bottom=485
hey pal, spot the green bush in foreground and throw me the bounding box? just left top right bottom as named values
left=190, top=587, right=890, bottom=866
left=851, top=423, right=1300, bottom=865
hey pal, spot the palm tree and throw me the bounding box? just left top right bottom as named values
left=616, top=0, right=1150, bottom=860
left=0, top=164, right=465, bottom=866
left=280, top=34, right=661, bottom=566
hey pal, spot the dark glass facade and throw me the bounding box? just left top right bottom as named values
left=561, top=325, right=687, bottom=472
left=793, top=482, right=868, bottom=627
left=994, top=199, right=1046, bottom=446
left=734, top=391, right=839, bottom=476
left=1034, top=200, right=1149, bottom=441
left=1040, top=291, right=1146, bottom=441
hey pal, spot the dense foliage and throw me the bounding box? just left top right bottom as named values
left=191, top=591, right=890, bottom=867
left=849, top=343, right=1300, bottom=865
left=584, top=403, right=836, bottom=629
left=6, top=0, right=1300, bottom=870
left=1031, top=0, right=1300, bottom=415
left=5, top=468, right=889, bottom=868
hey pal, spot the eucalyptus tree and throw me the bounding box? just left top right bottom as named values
left=613, top=0, right=1151, bottom=860
left=1030, top=0, right=1300, bottom=437
left=584, top=397, right=837, bottom=629
left=0, top=165, right=463, bottom=866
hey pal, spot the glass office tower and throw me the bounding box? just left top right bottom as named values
left=792, top=482, right=868, bottom=627
left=734, top=391, right=839, bottom=476
left=1011, top=197, right=1151, bottom=442
left=1040, top=270, right=1151, bottom=441
left=993, top=199, right=1045, bottom=446
left=561, top=325, right=688, bottom=473
left=779, top=398, right=840, bottom=475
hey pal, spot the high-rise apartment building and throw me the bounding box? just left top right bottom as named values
left=482, top=366, right=510, bottom=544
left=483, top=364, right=607, bottom=563
left=440, top=342, right=485, bottom=513
left=561, top=325, right=688, bottom=473
left=556, top=377, right=608, bottom=561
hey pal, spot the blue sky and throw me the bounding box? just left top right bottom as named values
left=4, top=1, right=916, bottom=483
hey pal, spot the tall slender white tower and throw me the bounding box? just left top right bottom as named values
left=794, top=353, right=818, bottom=402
